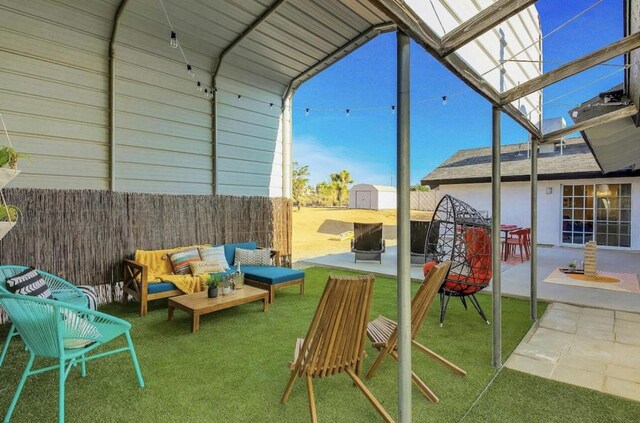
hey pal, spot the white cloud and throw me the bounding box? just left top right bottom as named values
left=293, top=136, right=394, bottom=187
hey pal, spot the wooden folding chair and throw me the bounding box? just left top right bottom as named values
left=281, top=274, right=394, bottom=423
left=366, top=261, right=466, bottom=403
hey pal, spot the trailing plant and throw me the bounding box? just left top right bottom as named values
left=0, top=205, right=20, bottom=222
left=0, top=146, right=28, bottom=169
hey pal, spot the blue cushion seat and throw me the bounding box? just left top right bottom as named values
left=147, top=282, right=179, bottom=295
left=150, top=267, right=240, bottom=294
left=241, top=265, right=304, bottom=286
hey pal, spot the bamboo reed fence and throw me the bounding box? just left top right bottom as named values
left=0, top=188, right=291, bottom=311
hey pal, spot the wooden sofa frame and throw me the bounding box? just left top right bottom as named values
left=122, top=247, right=292, bottom=316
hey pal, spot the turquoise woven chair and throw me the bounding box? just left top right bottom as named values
left=0, top=293, right=144, bottom=423
left=0, top=266, right=88, bottom=368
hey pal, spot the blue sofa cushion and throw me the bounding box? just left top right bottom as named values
left=242, top=266, right=304, bottom=286
left=223, top=242, right=257, bottom=267
left=147, top=282, right=179, bottom=294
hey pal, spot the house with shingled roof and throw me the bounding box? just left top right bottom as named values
left=421, top=137, right=640, bottom=250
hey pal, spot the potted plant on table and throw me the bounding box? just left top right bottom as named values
left=205, top=274, right=225, bottom=298
left=567, top=260, right=578, bottom=273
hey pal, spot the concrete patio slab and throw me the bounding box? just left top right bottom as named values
left=507, top=303, right=640, bottom=402
left=298, top=245, right=640, bottom=312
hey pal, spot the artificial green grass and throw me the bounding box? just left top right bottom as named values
left=0, top=267, right=627, bottom=422
left=465, top=368, right=640, bottom=422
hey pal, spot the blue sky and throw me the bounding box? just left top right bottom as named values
left=292, top=0, right=624, bottom=186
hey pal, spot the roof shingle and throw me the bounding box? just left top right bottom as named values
left=421, top=137, right=604, bottom=187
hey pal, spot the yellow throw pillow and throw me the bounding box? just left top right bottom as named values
left=190, top=261, right=224, bottom=276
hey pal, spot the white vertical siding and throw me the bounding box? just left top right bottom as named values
left=215, top=65, right=285, bottom=197
left=0, top=0, right=117, bottom=189
left=113, top=0, right=216, bottom=194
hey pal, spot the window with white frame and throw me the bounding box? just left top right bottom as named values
left=562, top=183, right=631, bottom=248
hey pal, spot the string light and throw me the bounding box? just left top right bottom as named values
left=159, top=0, right=467, bottom=112
left=170, top=31, right=178, bottom=48
left=442, top=96, right=447, bottom=106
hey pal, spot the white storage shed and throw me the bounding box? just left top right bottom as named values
left=349, top=184, right=397, bottom=210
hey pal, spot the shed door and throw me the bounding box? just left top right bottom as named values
left=356, top=191, right=371, bottom=209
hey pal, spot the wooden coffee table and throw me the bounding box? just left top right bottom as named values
left=168, top=285, right=269, bottom=333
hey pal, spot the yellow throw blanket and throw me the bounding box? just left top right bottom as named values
left=134, top=245, right=212, bottom=294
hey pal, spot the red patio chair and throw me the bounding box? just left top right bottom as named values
left=502, top=228, right=530, bottom=262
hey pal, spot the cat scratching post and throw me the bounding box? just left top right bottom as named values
left=584, top=241, right=597, bottom=279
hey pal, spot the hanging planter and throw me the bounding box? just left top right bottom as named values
left=0, top=168, right=20, bottom=189
left=0, top=221, right=16, bottom=242
left=0, top=112, right=23, bottom=241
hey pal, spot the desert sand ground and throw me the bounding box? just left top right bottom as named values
left=292, top=207, right=433, bottom=262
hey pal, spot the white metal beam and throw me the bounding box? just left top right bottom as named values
left=368, top=0, right=543, bottom=139
left=440, top=0, right=538, bottom=57
left=502, top=32, right=640, bottom=104
left=109, top=0, right=132, bottom=192
left=542, top=105, right=638, bottom=142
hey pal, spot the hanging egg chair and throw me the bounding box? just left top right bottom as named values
left=423, top=195, right=492, bottom=326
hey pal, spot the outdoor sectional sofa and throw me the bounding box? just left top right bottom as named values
left=123, top=242, right=304, bottom=316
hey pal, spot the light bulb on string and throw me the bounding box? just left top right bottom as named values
left=345, top=108, right=350, bottom=118
left=204, top=88, right=209, bottom=98
left=237, top=95, right=242, bottom=102
left=208, top=89, right=214, bottom=99
left=187, top=64, right=194, bottom=78
left=391, top=105, right=396, bottom=115
left=305, top=108, right=310, bottom=117
left=170, top=31, right=178, bottom=48
left=269, top=103, right=274, bottom=109
left=196, top=81, right=203, bottom=92
left=442, top=96, right=447, bottom=106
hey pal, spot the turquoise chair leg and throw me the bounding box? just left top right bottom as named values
left=0, top=324, right=17, bottom=368
left=58, top=358, right=65, bottom=423
left=80, top=354, right=86, bottom=377
left=4, top=353, right=34, bottom=423
left=125, top=331, right=144, bottom=388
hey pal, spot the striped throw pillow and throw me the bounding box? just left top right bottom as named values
left=198, top=246, right=229, bottom=270
left=234, top=248, right=271, bottom=266
left=77, top=285, right=98, bottom=310
left=6, top=268, right=54, bottom=299
left=169, top=248, right=201, bottom=275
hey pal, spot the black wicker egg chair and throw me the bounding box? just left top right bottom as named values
left=423, top=195, right=492, bottom=326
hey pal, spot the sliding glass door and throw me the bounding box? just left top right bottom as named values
left=562, top=183, right=631, bottom=248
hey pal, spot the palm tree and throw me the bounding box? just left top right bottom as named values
left=330, top=170, right=353, bottom=206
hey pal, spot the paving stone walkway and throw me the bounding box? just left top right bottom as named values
left=505, top=303, right=640, bottom=402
